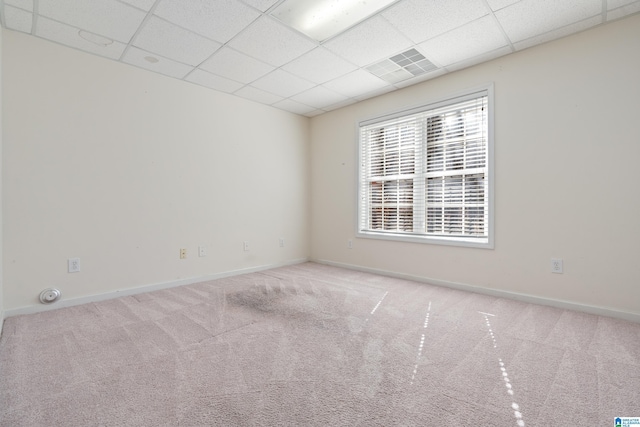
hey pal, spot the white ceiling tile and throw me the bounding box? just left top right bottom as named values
left=186, top=69, right=245, bottom=93
left=418, top=16, right=508, bottom=67
left=323, top=69, right=390, bottom=98
left=445, top=46, right=512, bottom=72
left=122, top=46, right=194, bottom=79
left=608, top=0, right=638, bottom=9
left=119, top=0, right=156, bottom=12
left=154, top=0, right=261, bottom=43
left=228, top=16, right=317, bottom=66
left=250, top=69, right=316, bottom=98
left=239, top=0, right=280, bottom=12
left=38, top=0, right=146, bottom=43
left=5, top=0, right=33, bottom=12
left=393, top=68, right=447, bottom=89
left=382, top=0, right=489, bottom=44
left=353, top=86, right=396, bottom=103
left=36, top=17, right=127, bottom=59
left=289, top=86, right=349, bottom=109
left=322, top=98, right=358, bottom=112
left=272, top=99, right=316, bottom=115
left=199, top=47, right=274, bottom=84
left=324, top=15, right=413, bottom=67
left=281, top=47, right=358, bottom=84
left=234, top=85, right=283, bottom=105
left=4, top=5, right=32, bottom=33
left=133, top=17, right=221, bottom=66
left=485, top=0, right=520, bottom=11
left=513, top=15, right=602, bottom=50
left=305, top=109, right=326, bottom=117
left=608, top=0, right=640, bottom=20
left=495, top=0, right=603, bottom=42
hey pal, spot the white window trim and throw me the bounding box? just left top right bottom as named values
left=356, top=84, right=495, bottom=249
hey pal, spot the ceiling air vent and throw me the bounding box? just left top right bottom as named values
left=367, top=48, right=437, bottom=84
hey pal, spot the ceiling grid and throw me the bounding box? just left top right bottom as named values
left=0, top=0, right=638, bottom=117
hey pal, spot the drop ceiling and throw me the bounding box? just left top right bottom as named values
left=1, top=0, right=639, bottom=117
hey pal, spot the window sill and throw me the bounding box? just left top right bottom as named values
left=356, top=230, right=494, bottom=249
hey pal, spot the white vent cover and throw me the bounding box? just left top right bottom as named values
left=367, top=48, right=437, bottom=84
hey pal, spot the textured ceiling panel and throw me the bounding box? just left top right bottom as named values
left=289, top=86, right=349, bottom=109
left=272, top=98, right=317, bottom=115
left=394, top=68, right=447, bottom=88
left=513, top=15, right=602, bottom=51
left=36, top=17, right=127, bottom=59
left=608, top=0, right=640, bottom=20
left=485, top=0, right=520, bottom=11
left=119, top=0, right=156, bottom=12
left=3, top=5, right=32, bottom=33
left=446, top=45, right=512, bottom=72
left=382, top=0, right=489, bottom=44
left=608, top=0, right=639, bottom=9
left=185, top=69, right=245, bottom=93
left=3, top=0, right=639, bottom=117
left=418, top=16, right=509, bottom=67
left=240, top=0, right=281, bottom=12
left=38, top=0, right=146, bottom=43
left=235, top=85, right=283, bottom=105
left=324, top=15, right=413, bottom=67
left=228, top=16, right=317, bottom=66
left=495, top=0, right=603, bottom=42
left=250, top=69, right=316, bottom=98
left=154, top=0, right=260, bottom=44
left=4, top=0, right=33, bottom=12
left=323, top=69, right=389, bottom=98
left=122, top=46, right=194, bottom=79
left=352, top=85, right=395, bottom=101
left=199, top=47, right=274, bottom=84
left=133, top=17, right=221, bottom=66
left=281, top=47, right=358, bottom=84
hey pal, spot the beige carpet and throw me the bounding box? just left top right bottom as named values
left=1, top=262, right=638, bottom=426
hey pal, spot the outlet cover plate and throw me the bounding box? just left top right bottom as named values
left=551, top=258, right=563, bottom=274
left=68, top=258, right=81, bottom=273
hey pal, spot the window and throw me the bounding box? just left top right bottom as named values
left=358, top=86, right=493, bottom=248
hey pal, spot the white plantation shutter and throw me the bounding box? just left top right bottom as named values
left=358, top=89, right=492, bottom=246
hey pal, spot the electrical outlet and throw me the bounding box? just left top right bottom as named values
left=198, top=246, right=207, bottom=257
left=180, top=248, right=187, bottom=259
left=279, top=238, right=285, bottom=248
left=68, top=258, right=81, bottom=273
left=551, top=258, right=563, bottom=274
left=348, top=239, right=353, bottom=249
left=243, top=241, right=250, bottom=252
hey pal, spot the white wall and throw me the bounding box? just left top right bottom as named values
left=310, top=15, right=640, bottom=317
left=0, top=28, right=4, bottom=331
left=3, top=30, right=310, bottom=312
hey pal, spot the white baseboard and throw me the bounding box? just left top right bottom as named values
left=3, top=258, right=309, bottom=319
left=312, top=258, right=640, bottom=324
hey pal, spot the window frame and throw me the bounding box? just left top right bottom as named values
left=356, top=84, right=494, bottom=249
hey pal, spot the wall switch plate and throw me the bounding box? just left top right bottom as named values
left=243, top=241, right=250, bottom=251
left=68, top=258, right=81, bottom=273
left=279, top=238, right=285, bottom=248
left=551, top=258, right=563, bottom=274
left=180, top=248, right=187, bottom=259
left=198, top=246, right=207, bottom=257
left=348, top=239, right=353, bottom=249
